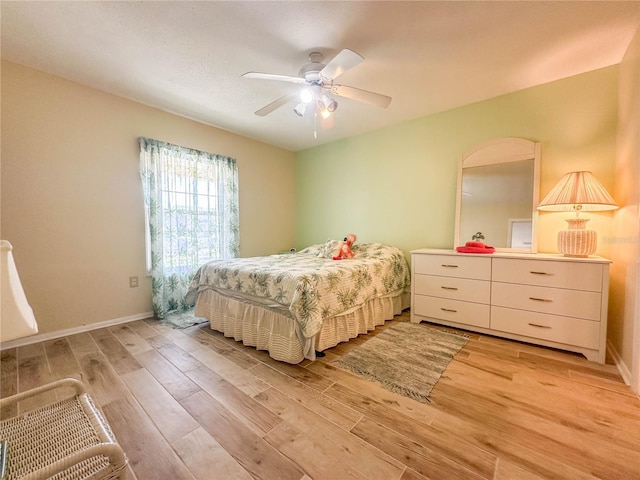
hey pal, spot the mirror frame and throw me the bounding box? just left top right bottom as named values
left=454, top=138, right=541, bottom=253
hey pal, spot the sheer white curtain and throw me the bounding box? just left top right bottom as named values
left=139, top=137, right=239, bottom=319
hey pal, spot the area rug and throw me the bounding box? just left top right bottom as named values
left=160, top=309, right=208, bottom=329
left=334, top=322, right=469, bottom=403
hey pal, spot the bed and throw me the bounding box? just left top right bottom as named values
left=185, top=240, right=411, bottom=363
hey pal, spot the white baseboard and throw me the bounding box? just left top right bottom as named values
left=607, top=338, right=633, bottom=386
left=0, top=311, right=155, bottom=350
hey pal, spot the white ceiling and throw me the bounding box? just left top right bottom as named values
left=2, top=1, right=638, bottom=152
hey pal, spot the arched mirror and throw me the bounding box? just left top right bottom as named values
left=454, top=138, right=540, bottom=252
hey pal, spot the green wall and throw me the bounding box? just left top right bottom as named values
left=295, top=66, right=619, bottom=259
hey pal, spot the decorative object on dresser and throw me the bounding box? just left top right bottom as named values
left=537, top=171, right=618, bottom=257
left=410, top=249, right=610, bottom=363
left=335, top=322, right=469, bottom=403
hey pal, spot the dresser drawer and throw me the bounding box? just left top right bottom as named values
left=491, top=306, right=600, bottom=349
left=413, top=254, right=491, bottom=280
left=414, top=274, right=490, bottom=304
left=491, top=282, right=601, bottom=321
left=492, top=258, right=603, bottom=292
left=414, top=295, right=490, bottom=328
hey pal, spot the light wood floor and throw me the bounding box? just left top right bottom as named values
left=1, top=311, right=639, bottom=480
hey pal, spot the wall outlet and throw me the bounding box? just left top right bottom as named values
left=129, top=276, right=139, bottom=288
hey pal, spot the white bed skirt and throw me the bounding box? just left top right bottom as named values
left=194, top=289, right=410, bottom=364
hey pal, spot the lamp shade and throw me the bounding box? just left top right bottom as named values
left=537, top=171, right=617, bottom=212
left=537, top=171, right=617, bottom=257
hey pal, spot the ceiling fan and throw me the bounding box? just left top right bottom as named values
left=242, top=49, right=392, bottom=120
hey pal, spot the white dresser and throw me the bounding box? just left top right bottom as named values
left=411, top=249, right=611, bottom=363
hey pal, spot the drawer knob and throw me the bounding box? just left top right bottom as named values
left=529, top=297, right=552, bottom=302
left=530, top=271, right=553, bottom=276
left=441, top=264, right=459, bottom=268
left=441, top=286, right=458, bottom=291
left=528, top=323, right=552, bottom=329
left=440, top=308, right=457, bottom=313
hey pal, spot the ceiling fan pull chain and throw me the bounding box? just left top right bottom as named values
left=313, top=109, right=318, bottom=140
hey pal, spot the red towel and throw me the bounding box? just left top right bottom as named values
left=456, top=241, right=495, bottom=254
left=456, top=246, right=495, bottom=254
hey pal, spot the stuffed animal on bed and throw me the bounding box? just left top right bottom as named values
left=333, top=234, right=357, bottom=260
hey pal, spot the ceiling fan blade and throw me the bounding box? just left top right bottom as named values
left=254, top=93, right=297, bottom=116
left=329, top=84, right=392, bottom=108
left=320, top=49, right=363, bottom=81
left=243, top=72, right=306, bottom=84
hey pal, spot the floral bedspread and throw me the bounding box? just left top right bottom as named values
left=185, top=242, right=411, bottom=338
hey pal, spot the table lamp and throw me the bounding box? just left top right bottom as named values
left=1, top=240, right=39, bottom=343
left=537, top=171, right=618, bottom=257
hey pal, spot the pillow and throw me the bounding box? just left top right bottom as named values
left=317, top=238, right=341, bottom=259
left=297, top=244, right=324, bottom=256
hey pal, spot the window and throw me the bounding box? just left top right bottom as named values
left=139, top=137, right=239, bottom=318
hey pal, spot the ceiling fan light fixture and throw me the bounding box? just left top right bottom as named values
left=321, top=94, right=338, bottom=113
left=319, top=106, right=332, bottom=120
left=293, top=103, right=306, bottom=117
left=245, top=48, right=391, bottom=121
left=299, top=88, right=314, bottom=104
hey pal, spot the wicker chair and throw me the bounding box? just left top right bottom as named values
left=0, top=378, right=127, bottom=480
